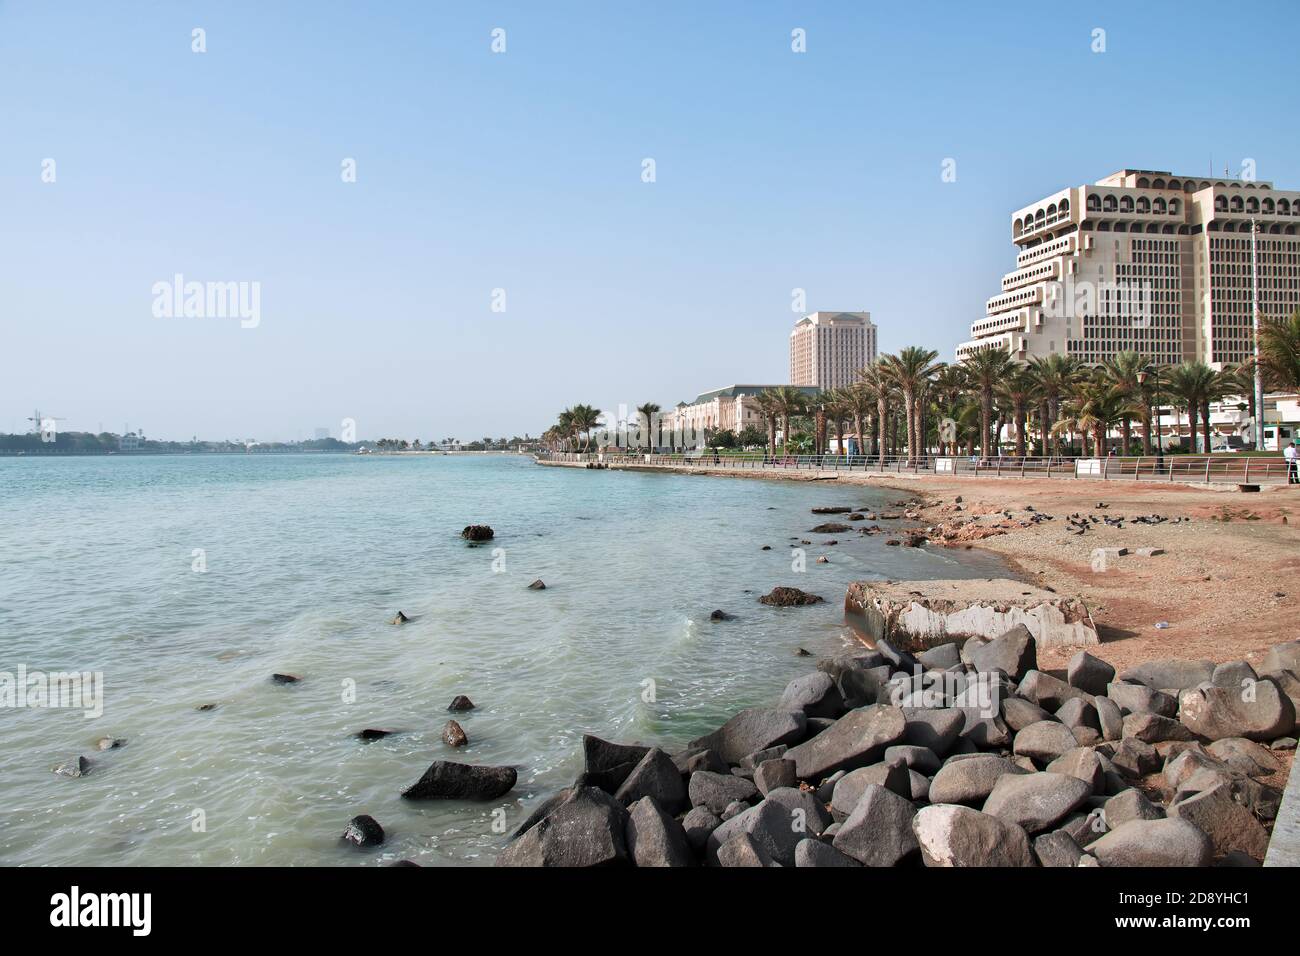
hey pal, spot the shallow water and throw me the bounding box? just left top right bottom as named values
left=0, top=454, right=1008, bottom=866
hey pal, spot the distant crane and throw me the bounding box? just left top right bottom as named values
left=27, top=409, right=66, bottom=440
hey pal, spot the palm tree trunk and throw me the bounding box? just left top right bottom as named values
left=1015, top=404, right=1027, bottom=458
left=877, top=398, right=887, bottom=465
left=1201, top=400, right=1212, bottom=454
left=1140, top=408, right=1152, bottom=455
left=903, top=394, right=916, bottom=463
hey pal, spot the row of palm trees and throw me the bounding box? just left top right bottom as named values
left=544, top=308, right=1300, bottom=459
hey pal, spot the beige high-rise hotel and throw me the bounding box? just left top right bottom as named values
left=957, top=169, right=1300, bottom=367
left=789, top=311, right=877, bottom=388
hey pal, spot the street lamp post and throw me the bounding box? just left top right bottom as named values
left=1138, top=367, right=1164, bottom=474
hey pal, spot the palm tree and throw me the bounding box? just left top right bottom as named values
left=754, top=390, right=781, bottom=458
left=844, top=382, right=876, bottom=458
left=879, top=347, right=943, bottom=464
left=1257, top=307, right=1300, bottom=391
left=821, top=387, right=854, bottom=457
left=1101, top=351, right=1149, bottom=455
left=636, top=402, right=661, bottom=450
left=1053, top=372, right=1122, bottom=456
left=772, top=386, right=809, bottom=454
left=997, top=365, right=1038, bottom=458
left=858, top=362, right=891, bottom=466
left=960, top=347, right=1014, bottom=459
left=1026, top=353, right=1080, bottom=457
left=1165, top=362, right=1222, bottom=453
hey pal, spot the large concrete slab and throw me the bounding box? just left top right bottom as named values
left=845, top=578, right=1099, bottom=652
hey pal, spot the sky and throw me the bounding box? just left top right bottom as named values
left=3, top=0, right=1299, bottom=442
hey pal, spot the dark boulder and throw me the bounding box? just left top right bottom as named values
left=401, top=760, right=516, bottom=800
left=614, top=748, right=688, bottom=814
left=625, top=796, right=693, bottom=867
left=582, top=735, right=651, bottom=793
left=461, top=525, right=495, bottom=541
left=688, top=770, right=758, bottom=815
left=527, top=579, right=546, bottom=590
left=390, top=611, right=409, bottom=625
left=447, top=695, right=476, bottom=712
left=688, top=708, right=806, bottom=765
left=758, top=587, right=824, bottom=607
left=53, top=756, right=90, bottom=778
left=442, top=720, right=468, bottom=748
left=496, top=787, right=629, bottom=867
left=968, top=624, right=1038, bottom=682
left=356, top=728, right=397, bottom=741
left=341, top=814, right=385, bottom=848
left=783, top=704, right=906, bottom=780
left=270, top=673, right=301, bottom=685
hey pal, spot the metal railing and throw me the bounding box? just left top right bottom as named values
left=537, top=451, right=1296, bottom=485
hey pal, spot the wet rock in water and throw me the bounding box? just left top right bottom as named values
left=758, top=586, right=824, bottom=607
left=271, top=673, right=301, bottom=685
left=810, top=522, right=852, bottom=534
left=341, top=814, right=385, bottom=848
left=53, top=756, right=91, bottom=778
left=811, top=506, right=853, bottom=514
left=1179, top=679, right=1296, bottom=741
left=625, top=796, right=693, bottom=867
left=794, top=647, right=811, bottom=657
left=390, top=611, right=409, bottom=625
left=1089, top=818, right=1213, bottom=867
left=401, top=760, right=517, bottom=801
left=442, top=720, right=468, bottom=748
left=816, top=556, right=829, bottom=564
left=709, top=609, right=733, bottom=621
left=688, top=707, right=806, bottom=765
left=356, top=728, right=396, bottom=741
left=761, top=545, right=772, bottom=550
left=497, top=786, right=630, bottom=867
left=95, top=737, right=124, bottom=751
left=447, top=695, right=476, bottom=712
left=195, top=703, right=218, bottom=712
left=912, top=805, right=1036, bottom=867
left=461, top=525, right=495, bottom=541
left=527, top=579, right=546, bottom=590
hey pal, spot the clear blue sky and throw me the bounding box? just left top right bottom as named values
left=4, top=0, right=1298, bottom=441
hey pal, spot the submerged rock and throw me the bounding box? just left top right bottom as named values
left=270, top=673, right=301, bottom=685
left=527, top=579, right=546, bottom=590
left=356, top=728, right=396, bottom=741
left=95, top=737, right=125, bottom=751
left=758, top=586, right=824, bottom=607
left=461, top=525, right=495, bottom=541
left=390, top=611, right=409, bottom=625
left=447, top=695, right=476, bottom=712
left=342, top=814, right=385, bottom=848
left=53, top=756, right=91, bottom=778
left=401, top=760, right=516, bottom=800
left=442, top=720, right=468, bottom=748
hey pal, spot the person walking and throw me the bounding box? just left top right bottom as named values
left=1286, top=441, right=1298, bottom=484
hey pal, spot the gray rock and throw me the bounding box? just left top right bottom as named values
left=832, top=783, right=919, bottom=866
left=341, top=814, right=385, bottom=847
left=929, top=754, right=1025, bottom=805
left=688, top=708, right=807, bottom=765
left=764, top=785, right=832, bottom=836
left=1261, top=639, right=1300, bottom=676
left=884, top=744, right=941, bottom=774
left=1089, top=818, right=1213, bottom=867
left=783, top=704, right=906, bottom=780
left=1271, top=736, right=1298, bottom=751
left=681, top=805, right=721, bottom=853
left=912, top=805, right=1037, bottom=867
left=401, top=761, right=517, bottom=801
left=1103, top=788, right=1165, bottom=828
left=1120, top=659, right=1214, bottom=692
left=1105, top=682, right=1177, bottom=717
left=907, top=769, right=930, bottom=802
left=1108, top=737, right=1161, bottom=778
left=1164, top=748, right=1231, bottom=791
left=778, top=671, right=845, bottom=719
left=717, top=833, right=780, bottom=867
left=625, top=796, right=694, bottom=867
left=706, top=793, right=811, bottom=866
left=582, top=735, right=651, bottom=793
left=982, top=771, right=1092, bottom=833
left=1068, top=651, right=1115, bottom=696
left=1179, top=679, right=1296, bottom=742
left=1169, top=783, right=1270, bottom=861
left=688, top=770, right=758, bottom=814
left=1002, top=697, right=1053, bottom=731
left=836, top=664, right=891, bottom=709
left=1212, top=660, right=1258, bottom=688
left=738, top=745, right=787, bottom=769
left=968, top=624, right=1038, bottom=682
left=1123, top=712, right=1195, bottom=744
left=918, top=642, right=962, bottom=670
left=754, top=758, right=798, bottom=796
left=1034, top=830, right=1084, bottom=867
left=1046, top=748, right=1105, bottom=793
left=901, top=707, right=965, bottom=755
left=1056, top=697, right=1100, bottom=733
left=614, top=747, right=688, bottom=814
left=1095, top=695, right=1124, bottom=741
left=794, top=838, right=861, bottom=867
left=1019, top=670, right=1090, bottom=710
left=960, top=636, right=988, bottom=665
left=1013, top=720, right=1080, bottom=764
left=53, top=756, right=90, bottom=778
left=831, top=760, right=910, bottom=818
left=1206, top=737, right=1281, bottom=776
left=496, top=787, right=630, bottom=866
left=961, top=715, right=1012, bottom=750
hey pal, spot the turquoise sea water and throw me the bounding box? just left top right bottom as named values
left=0, top=454, right=1008, bottom=866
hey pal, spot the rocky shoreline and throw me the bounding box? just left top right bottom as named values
left=479, top=625, right=1298, bottom=866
